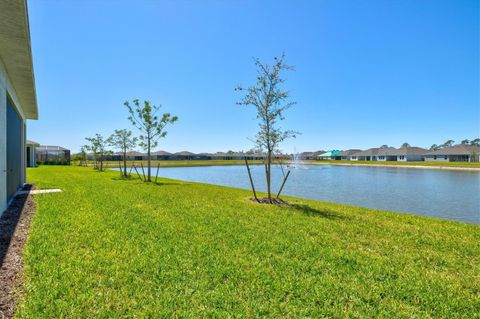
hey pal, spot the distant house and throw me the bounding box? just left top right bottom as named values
left=318, top=150, right=341, bottom=160
left=36, top=146, right=71, bottom=165
left=300, top=151, right=325, bottom=160
left=172, top=151, right=196, bottom=160
left=350, top=147, right=396, bottom=161
left=196, top=153, right=213, bottom=160
left=125, top=151, right=145, bottom=161
left=151, top=150, right=172, bottom=160
left=26, top=140, right=40, bottom=167
left=350, top=148, right=378, bottom=161
left=388, top=147, right=427, bottom=162
left=335, top=149, right=362, bottom=160
left=375, top=147, right=399, bottom=161
left=424, top=145, right=480, bottom=162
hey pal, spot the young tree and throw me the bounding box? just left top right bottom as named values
left=124, top=99, right=178, bottom=182
left=108, top=129, right=137, bottom=177
left=236, top=53, right=298, bottom=203
left=85, top=134, right=110, bottom=171
left=401, top=142, right=410, bottom=148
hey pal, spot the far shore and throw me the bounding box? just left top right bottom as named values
left=306, top=161, right=480, bottom=172
left=73, top=159, right=480, bottom=171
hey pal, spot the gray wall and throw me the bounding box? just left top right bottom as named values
left=7, top=97, right=23, bottom=200
left=0, top=59, right=27, bottom=215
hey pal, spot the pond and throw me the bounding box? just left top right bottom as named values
left=122, top=165, right=480, bottom=223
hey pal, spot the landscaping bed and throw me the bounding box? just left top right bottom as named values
left=0, top=185, right=36, bottom=319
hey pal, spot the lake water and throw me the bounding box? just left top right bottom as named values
left=123, top=165, right=480, bottom=223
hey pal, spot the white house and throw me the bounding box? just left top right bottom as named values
left=424, top=145, right=480, bottom=162
left=388, top=146, right=427, bottom=162
left=0, top=0, right=38, bottom=214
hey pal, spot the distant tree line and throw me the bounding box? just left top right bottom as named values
left=429, top=138, right=479, bottom=151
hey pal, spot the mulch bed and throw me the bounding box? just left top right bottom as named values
left=250, top=197, right=289, bottom=205
left=0, top=185, right=36, bottom=319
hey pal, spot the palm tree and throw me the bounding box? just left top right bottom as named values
left=442, top=140, right=455, bottom=148
left=471, top=138, right=480, bottom=146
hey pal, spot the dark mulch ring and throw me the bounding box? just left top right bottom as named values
left=250, top=197, right=289, bottom=205
left=0, top=184, right=36, bottom=319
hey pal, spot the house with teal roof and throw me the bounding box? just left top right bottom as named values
left=318, top=150, right=342, bottom=160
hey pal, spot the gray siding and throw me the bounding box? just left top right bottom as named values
left=6, top=97, right=22, bottom=200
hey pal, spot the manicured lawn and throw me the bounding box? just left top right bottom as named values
left=18, top=166, right=479, bottom=318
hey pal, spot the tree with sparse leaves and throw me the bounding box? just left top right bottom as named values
left=236, top=53, right=298, bottom=203
left=124, top=99, right=178, bottom=182
left=108, top=129, right=137, bottom=177
left=85, top=134, right=110, bottom=171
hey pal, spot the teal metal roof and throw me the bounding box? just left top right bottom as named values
left=319, top=150, right=342, bottom=157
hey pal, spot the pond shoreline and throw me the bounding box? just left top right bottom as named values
left=307, top=161, right=480, bottom=172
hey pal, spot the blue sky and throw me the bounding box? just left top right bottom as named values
left=27, top=0, right=479, bottom=153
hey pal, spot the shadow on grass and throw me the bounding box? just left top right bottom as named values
left=110, top=176, right=185, bottom=186
left=288, top=203, right=346, bottom=220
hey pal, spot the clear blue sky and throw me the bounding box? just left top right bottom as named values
left=27, top=0, right=479, bottom=153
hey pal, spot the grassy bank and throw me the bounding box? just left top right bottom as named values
left=74, top=159, right=270, bottom=168
left=19, top=166, right=479, bottom=317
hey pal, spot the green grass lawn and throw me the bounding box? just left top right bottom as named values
left=18, top=166, right=479, bottom=318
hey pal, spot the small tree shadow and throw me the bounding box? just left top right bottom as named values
left=288, top=203, right=346, bottom=220
left=110, top=176, right=184, bottom=187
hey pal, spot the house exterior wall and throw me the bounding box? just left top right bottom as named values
left=0, top=58, right=27, bottom=214
left=403, top=154, right=423, bottom=162
left=424, top=155, right=449, bottom=162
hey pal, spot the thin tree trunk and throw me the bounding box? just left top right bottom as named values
left=140, top=163, right=146, bottom=182
left=123, top=148, right=127, bottom=177
left=147, top=138, right=151, bottom=182
left=245, top=158, right=258, bottom=201
left=155, top=162, right=160, bottom=184
left=276, top=170, right=291, bottom=199
left=267, top=150, right=272, bottom=203
left=133, top=165, right=142, bottom=181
